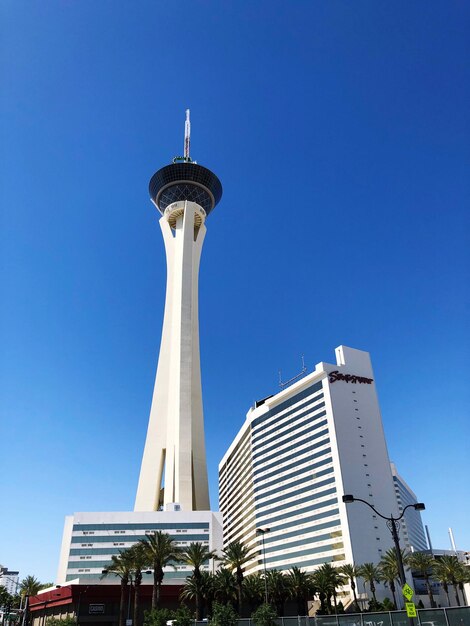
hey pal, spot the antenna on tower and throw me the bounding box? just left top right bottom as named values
left=184, top=109, right=191, bottom=159
left=173, top=110, right=195, bottom=164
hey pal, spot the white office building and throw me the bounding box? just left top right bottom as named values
left=0, top=567, right=19, bottom=595
left=391, top=462, right=427, bottom=553
left=56, top=511, right=222, bottom=584
left=219, top=345, right=405, bottom=595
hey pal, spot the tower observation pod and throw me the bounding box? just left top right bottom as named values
left=134, top=111, right=223, bottom=512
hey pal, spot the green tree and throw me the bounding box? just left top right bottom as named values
left=180, top=542, right=218, bottom=619
left=19, top=577, right=42, bottom=598
left=339, top=564, right=361, bottom=613
left=311, top=567, right=331, bottom=614
left=101, top=550, right=134, bottom=626
left=143, top=608, right=173, bottom=626
left=378, top=549, right=404, bottom=609
left=221, top=540, right=254, bottom=613
left=433, top=556, right=464, bottom=607
left=127, top=543, right=151, bottom=626
left=213, top=568, right=237, bottom=606
left=242, top=574, right=265, bottom=612
left=286, top=566, right=312, bottom=616
left=209, top=602, right=238, bottom=626
left=180, top=574, right=216, bottom=619
left=312, top=564, right=344, bottom=614
left=251, top=603, right=277, bottom=626
left=172, top=606, right=193, bottom=626
left=408, top=552, right=437, bottom=608
left=455, top=565, right=470, bottom=605
left=358, top=563, right=380, bottom=604
left=139, top=531, right=183, bottom=609
left=265, top=570, right=289, bottom=616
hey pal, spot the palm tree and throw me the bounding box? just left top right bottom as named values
left=378, top=550, right=400, bottom=610
left=200, top=571, right=216, bottom=617
left=358, top=563, right=380, bottom=604
left=311, top=566, right=333, bottom=614
left=19, top=576, right=42, bottom=598
left=180, top=542, right=218, bottom=619
left=339, top=564, right=361, bottom=613
left=242, top=573, right=265, bottom=612
left=408, top=552, right=436, bottom=608
left=456, top=566, right=470, bottom=606
left=139, top=530, right=183, bottom=609
left=286, top=566, right=313, bottom=616
left=221, top=540, right=254, bottom=612
left=433, top=556, right=463, bottom=607
left=213, top=568, right=238, bottom=606
left=265, top=570, right=289, bottom=616
left=101, top=550, right=134, bottom=626
left=126, top=543, right=151, bottom=626
left=181, top=571, right=217, bottom=619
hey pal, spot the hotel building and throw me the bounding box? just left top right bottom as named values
left=219, top=345, right=404, bottom=591
left=391, top=462, right=427, bottom=553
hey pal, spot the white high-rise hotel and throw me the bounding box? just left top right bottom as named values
left=57, top=113, right=222, bottom=584
left=219, top=346, right=425, bottom=591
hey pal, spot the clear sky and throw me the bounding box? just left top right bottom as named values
left=1, top=2, right=469, bottom=583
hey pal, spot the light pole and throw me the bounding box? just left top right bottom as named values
left=256, top=528, right=270, bottom=604
left=342, top=495, right=425, bottom=622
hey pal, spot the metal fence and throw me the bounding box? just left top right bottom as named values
left=195, top=607, right=470, bottom=626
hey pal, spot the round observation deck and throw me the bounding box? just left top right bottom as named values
left=149, top=162, right=223, bottom=216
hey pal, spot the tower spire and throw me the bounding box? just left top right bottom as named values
left=184, top=109, right=191, bottom=160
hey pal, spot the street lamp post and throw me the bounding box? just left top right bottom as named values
left=342, top=495, right=425, bottom=623
left=256, top=528, right=270, bottom=604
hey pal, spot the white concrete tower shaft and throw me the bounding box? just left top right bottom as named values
left=135, top=201, right=209, bottom=512
left=134, top=122, right=222, bottom=512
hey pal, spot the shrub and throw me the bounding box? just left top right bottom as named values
left=46, top=618, right=77, bottom=626
left=173, top=606, right=194, bottom=626
left=251, top=604, right=277, bottom=626
left=144, top=608, right=174, bottom=626
left=209, top=602, right=238, bottom=626
left=381, top=598, right=395, bottom=611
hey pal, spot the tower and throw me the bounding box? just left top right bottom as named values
left=134, top=111, right=223, bottom=512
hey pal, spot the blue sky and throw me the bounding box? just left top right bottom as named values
left=1, top=2, right=469, bottom=583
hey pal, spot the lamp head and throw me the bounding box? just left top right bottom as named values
left=342, top=494, right=355, bottom=503
left=414, top=503, right=425, bottom=511
left=256, top=527, right=270, bottom=534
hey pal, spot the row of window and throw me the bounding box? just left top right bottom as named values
left=263, top=517, right=341, bottom=545
left=264, top=507, right=340, bottom=536
left=257, top=480, right=336, bottom=517
left=253, top=427, right=329, bottom=470
left=272, top=553, right=346, bottom=572
left=252, top=398, right=325, bottom=452
left=251, top=381, right=323, bottom=431
left=254, top=465, right=334, bottom=503
left=72, top=523, right=209, bottom=532
left=253, top=428, right=330, bottom=471
left=252, top=410, right=327, bottom=462
left=65, top=570, right=189, bottom=582
left=71, top=533, right=210, bottom=544
left=70, top=545, right=209, bottom=556
left=68, top=559, right=191, bottom=569
left=265, top=541, right=344, bottom=565
left=264, top=531, right=342, bottom=557
left=256, top=495, right=338, bottom=527
left=253, top=448, right=332, bottom=488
